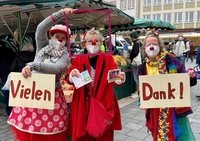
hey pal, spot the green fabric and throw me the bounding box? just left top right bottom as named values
left=100, top=44, right=105, bottom=52
left=177, top=116, right=196, bottom=141
left=114, top=66, right=135, bottom=99
left=130, top=18, right=176, bottom=30
left=0, top=94, right=4, bottom=103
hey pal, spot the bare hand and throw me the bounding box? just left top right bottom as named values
left=22, top=66, right=32, bottom=78
left=71, top=69, right=81, bottom=78
left=188, top=69, right=196, bottom=78
left=117, top=72, right=125, bottom=83
left=63, top=8, right=76, bottom=16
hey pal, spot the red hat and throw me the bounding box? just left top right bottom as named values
left=49, top=24, right=71, bottom=36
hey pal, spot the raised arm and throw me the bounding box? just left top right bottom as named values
left=35, top=9, right=65, bottom=54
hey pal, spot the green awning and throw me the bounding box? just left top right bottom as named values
left=150, top=20, right=176, bottom=30
left=132, top=18, right=151, bottom=28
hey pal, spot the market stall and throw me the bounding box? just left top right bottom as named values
left=112, top=55, right=136, bottom=99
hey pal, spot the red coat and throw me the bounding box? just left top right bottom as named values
left=65, top=53, right=122, bottom=141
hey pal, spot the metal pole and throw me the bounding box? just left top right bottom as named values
left=16, top=11, right=23, bottom=50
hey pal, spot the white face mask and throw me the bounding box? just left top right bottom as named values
left=86, top=45, right=100, bottom=54
left=145, top=45, right=160, bottom=58
left=50, top=39, right=65, bottom=49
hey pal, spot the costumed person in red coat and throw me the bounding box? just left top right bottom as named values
left=138, top=31, right=197, bottom=141
left=65, top=28, right=125, bottom=141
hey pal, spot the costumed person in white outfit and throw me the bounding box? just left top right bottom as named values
left=7, top=8, right=75, bottom=141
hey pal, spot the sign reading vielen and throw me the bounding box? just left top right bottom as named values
left=9, top=72, right=55, bottom=110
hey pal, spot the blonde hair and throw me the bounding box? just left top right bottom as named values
left=84, top=28, right=104, bottom=42
left=143, top=32, right=163, bottom=52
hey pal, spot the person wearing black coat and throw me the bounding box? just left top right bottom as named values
left=129, top=31, right=142, bottom=98
left=2, top=43, right=35, bottom=116
left=10, top=44, right=35, bottom=72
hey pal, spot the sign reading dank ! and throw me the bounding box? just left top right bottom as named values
left=9, top=72, right=55, bottom=110
left=139, top=73, right=191, bottom=108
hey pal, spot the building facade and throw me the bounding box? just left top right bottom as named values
left=103, top=0, right=138, bottom=17
left=141, top=0, right=200, bottom=29
left=104, top=0, right=200, bottom=30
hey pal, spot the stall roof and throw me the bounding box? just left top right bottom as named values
left=0, top=0, right=134, bottom=36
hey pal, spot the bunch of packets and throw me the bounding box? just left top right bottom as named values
left=107, top=69, right=122, bottom=83
left=71, top=70, right=92, bottom=89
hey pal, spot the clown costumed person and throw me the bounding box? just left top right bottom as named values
left=7, top=8, right=75, bottom=141
left=138, top=31, right=197, bottom=141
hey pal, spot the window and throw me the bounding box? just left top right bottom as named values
left=186, top=0, right=195, bottom=2
left=164, top=0, right=172, bottom=4
left=144, top=0, right=151, bottom=6
left=198, top=11, right=200, bottom=22
left=153, top=14, right=161, bottom=20
left=185, top=11, right=194, bottom=23
left=174, top=12, right=182, bottom=23
left=175, top=0, right=183, bottom=3
left=120, top=0, right=126, bottom=10
left=154, top=0, right=161, bottom=5
left=128, top=0, right=135, bottom=9
left=143, top=15, right=151, bottom=19
left=164, top=13, right=172, bottom=22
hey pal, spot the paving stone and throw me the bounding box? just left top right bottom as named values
left=193, top=133, right=200, bottom=141
left=138, top=126, right=149, bottom=133
left=126, top=130, right=149, bottom=140
left=123, top=122, right=143, bottom=130
left=115, top=127, right=132, bottom=135
left=124, top=137, right=144, bottom=141
left=114, top=132, right=128, bottom=140
left=144, top=135, right=153, bottom=141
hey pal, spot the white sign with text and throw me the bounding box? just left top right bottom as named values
left=139, top=73, right=190, bottom=108
left=9, top=72, right=55, bottom=110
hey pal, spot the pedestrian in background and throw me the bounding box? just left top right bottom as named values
left=173, top=33, right=190, bottom=67
left=138, top=31, right=196, bottom=141
left=129, top=31, right=142, bottom=98
left=7, top=8, right=74, bottom=141
left=2, top=43, right=35, bottom=116
left=186, top=40, right=195, bottom=62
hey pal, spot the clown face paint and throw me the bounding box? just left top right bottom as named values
left=49, top=38, right=66, bottom=50
left=86, top=45, right=100, bottom=54
left=145, top=45, right=160, bottom=58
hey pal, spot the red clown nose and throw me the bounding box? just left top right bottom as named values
left=150, top=46, right=154, bottom=51
left=58, top=38, right=63, bottom=42
left=91, top=41, right=96, bottom=45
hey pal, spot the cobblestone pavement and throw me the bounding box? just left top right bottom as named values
left=0, top=60, right=200, bottom=141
